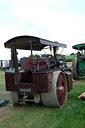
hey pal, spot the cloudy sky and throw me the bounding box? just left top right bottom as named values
left=0, top=0, right=85, bottom=60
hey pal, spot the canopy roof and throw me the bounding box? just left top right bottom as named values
left=72, top=43, right=85, bottom=50
left=4, top=35, right=67, bottom=51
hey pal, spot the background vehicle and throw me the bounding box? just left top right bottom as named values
left=0, top=60, right=10, bottom=70
left=4, top=35, right=73, bottom=108
left=72, top=43, right=85, bottom=79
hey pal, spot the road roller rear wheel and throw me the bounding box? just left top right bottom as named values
left=72, top=60, right=79, bottom=80
left=41, top=71, right=67, bottom=108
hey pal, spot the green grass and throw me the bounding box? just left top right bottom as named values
left=65, top=54, right=77, bottom=60
left=0, top=71, right=10, bottom=99
left=0, top=71, right=85, bottom=128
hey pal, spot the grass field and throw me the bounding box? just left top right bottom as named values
left=0, top=71, right=85, bottom=128
left=65, top=54, right=77, bottom=60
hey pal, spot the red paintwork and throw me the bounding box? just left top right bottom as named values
left=37, top=62, right=47, bottom=70
left=33, top=72, right=53, bottom=92
left=5, top=73, right=17, bottom=91
left=33, top=73, right=47, bottom=92
left=5, top=71, right=32, bottom=91
left=22, top=58, right=48, bottom=71
left=5, top=71, right=53, bottom=93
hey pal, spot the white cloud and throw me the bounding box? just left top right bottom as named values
left=0, top=23, right=23, bottom=41
left=0, top=0, right=85, bottom=60
left=12, top=0, right=85, bottom=44
left=0, top=23, right=23, bottom=60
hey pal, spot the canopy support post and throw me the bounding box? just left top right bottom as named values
left=11, top=42, right=20, bottom=85
left=30, top=40, right=34, bottom=71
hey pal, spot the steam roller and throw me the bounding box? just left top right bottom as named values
left=4, top=35, right=73, bottom=108
left=41, top=71, right=67, bottom=108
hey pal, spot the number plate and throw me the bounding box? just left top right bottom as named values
left=20, top=88, right=32, bottom=92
